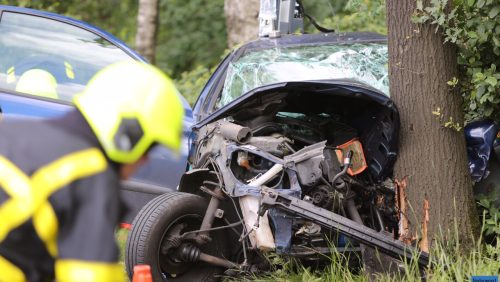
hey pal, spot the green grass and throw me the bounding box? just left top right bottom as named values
left=116, top=227, right=129, bottom=262
left=236, top=236, right=500, bottom=282
left=117, top=226, right=500, bottom=282
left=116, top=228, right=129, bottom=279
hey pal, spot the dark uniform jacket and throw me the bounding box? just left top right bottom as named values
left=0, top=110, right=124, bottom=281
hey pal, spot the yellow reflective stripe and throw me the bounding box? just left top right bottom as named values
left=55, top=260, right=125, bottom=282
left=0, top=256, right=26, bottom=282
left=0, top=149, right=107, bottom=256
left=6, top=66, right=16, bottom=84
left=31, top=148, right=107, bottom=199
left=0, top=156, right=31, bottom=198
left=64, top=61, right=75, bottom=79
left=0, top=199, right=33, bottom=242
left=30, top=148, right=107, bottom=257
left=0, top=157, right=32, bottom=242
left=33, top=202, right=58, bottom=257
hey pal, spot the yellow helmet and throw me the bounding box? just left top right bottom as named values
left=16, top=69, right=58, bottom=99
left=74, top=61, right=185, bottom=164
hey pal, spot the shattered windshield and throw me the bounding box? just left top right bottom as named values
left=218, top=43, right=388, bottom=109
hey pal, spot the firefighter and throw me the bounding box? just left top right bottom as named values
left=0, top=61, right=185, bottom=281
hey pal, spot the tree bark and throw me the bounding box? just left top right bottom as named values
left=224, top=0, right=260, bottom=48
left=386, top=0, right=479, bottom=243
left=136, top=0, right=159, bottom=63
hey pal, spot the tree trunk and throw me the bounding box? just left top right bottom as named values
left=136, top=0, right=159, bottom=63
left=386, top=1, right=479, bottom=244
left=224, top=0, right=260, bottom=48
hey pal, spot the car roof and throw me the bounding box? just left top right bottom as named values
left=233, top=32, right=387, bottom=58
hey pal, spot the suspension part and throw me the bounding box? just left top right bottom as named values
left=177, top=244, right=238, bottom=269
left=197, top=185, right=225, bottom=243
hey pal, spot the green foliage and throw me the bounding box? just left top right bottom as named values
left=0, top=0, right=70, bottom=13
left=1, top=0, right=226, bottom=78
left=115, top=228, right=128, bottom=263
left=156, top=0, right=227, bottom=78
left=174, top=65, right=215, bottom=106
left=232, top=231, right=500, bottom=282
left=0, top=0, right=138, bottom=46
left=477, top=195, right=500, bottom=238
left=64, top=0, right=139, bottom=47
left=422, top=231, right=500, bottom=281
left=300, top=0, right=347, bottom=33
left=413, top=0, right=500, bottom=122
left=235, top=250, right=367, bottom=282
left=320, top=0, right=387, bottom=35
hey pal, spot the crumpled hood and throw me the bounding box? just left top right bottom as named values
left=194, top=80, right=400, bottom=181
left=195, top=79, right=394, bottom=129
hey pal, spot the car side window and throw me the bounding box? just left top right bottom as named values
left=0, top=12, right=133, bottom=102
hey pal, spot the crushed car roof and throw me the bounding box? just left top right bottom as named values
left=233, top=32, right=387, bottom=58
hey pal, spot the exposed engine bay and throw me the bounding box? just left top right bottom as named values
left=124, top=82, right=428, bottom=281
left=184, top=81, right=402, bottom=257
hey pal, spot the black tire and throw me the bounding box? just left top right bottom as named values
left=125, top=192, right=229, bottom=281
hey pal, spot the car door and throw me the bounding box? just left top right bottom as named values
left=0, top=6, right=194, bottom=222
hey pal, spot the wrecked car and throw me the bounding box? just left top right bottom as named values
left=125, top=32, right=429, bottom=280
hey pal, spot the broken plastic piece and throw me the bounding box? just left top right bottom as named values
left=335, top=138, right=368, bottom=176
left=237, top=151, right=251, bottom=170
left=239, top=163, right=283, bottom=251
left=239, top=196, right=275, bottom=251
left=295, top=222, right=321, bottom=236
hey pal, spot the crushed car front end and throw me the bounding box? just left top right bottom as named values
left=186, top=75, right=401, bottom=253
left=125, top=33, right=429, bottom=280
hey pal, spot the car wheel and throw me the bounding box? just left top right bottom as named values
left=125, top=192, right=229, bottom=281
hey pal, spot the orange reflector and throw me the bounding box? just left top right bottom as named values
left=120, top=223, right=132, bottom=230
left=133, top=265, right=152, bottom=282
left=335, top=138, right=368, bottom=176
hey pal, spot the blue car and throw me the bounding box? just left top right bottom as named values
left=125, top=28, right=498, bottom=279
left=0, top=5, right=194, bottom=223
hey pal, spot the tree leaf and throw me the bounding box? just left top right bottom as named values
left=484, top=106, right=494, bottom=116
left=468, top=31, right=478, bottom=38
left=477, top=84, right=486, bottom=95
left=489, top=6, right=500, bottom=18
left=485, top=76, right=498, bottom=87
